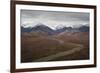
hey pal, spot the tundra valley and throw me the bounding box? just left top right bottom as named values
left=21, top=24, right=89, bottom=63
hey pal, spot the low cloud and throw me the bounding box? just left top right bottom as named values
left=21, top=9, right=89, bottom=29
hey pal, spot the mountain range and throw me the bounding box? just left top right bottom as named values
left=21, top=24, right=89, bottom=35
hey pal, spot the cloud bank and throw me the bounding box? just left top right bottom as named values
left=21, top=9, right=89, bottom=29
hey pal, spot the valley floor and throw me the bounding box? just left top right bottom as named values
left=21, top=32, right=89, bottom=63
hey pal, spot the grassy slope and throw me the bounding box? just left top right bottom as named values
left=21, top=32, right=89, bottom=62
left=52, top=32, right=89, bottom=61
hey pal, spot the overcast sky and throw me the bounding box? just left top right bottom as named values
left=21, top=9, right=90, bottom=29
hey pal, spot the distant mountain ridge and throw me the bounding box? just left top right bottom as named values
left=21, top=24, right=89, bottom=35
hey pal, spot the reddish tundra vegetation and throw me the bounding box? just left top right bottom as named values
left=21, top=31, right=89, bottom=63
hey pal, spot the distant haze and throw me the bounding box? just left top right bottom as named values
left=21, top=9, right=90, bottom=30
